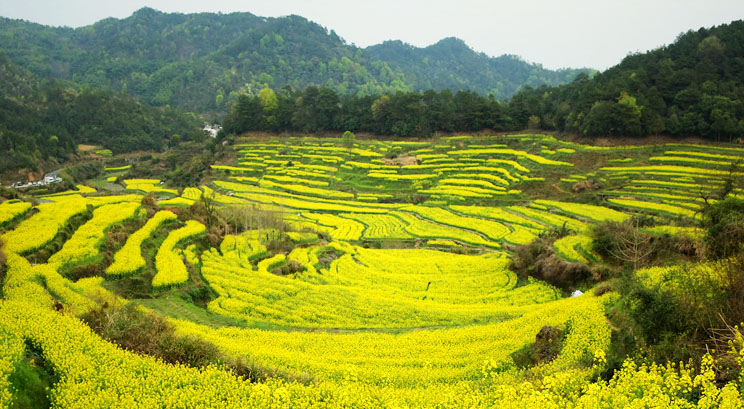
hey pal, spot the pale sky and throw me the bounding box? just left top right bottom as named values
left=1, top=0, right=743, bottom=70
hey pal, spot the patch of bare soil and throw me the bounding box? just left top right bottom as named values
left=382, top=154, right=421, bottom=166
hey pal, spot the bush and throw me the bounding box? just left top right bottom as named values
left=341, top=130, right=356, bottom=148
left=591, top=218, right=656, bottom=270
left=611, top=254, right=744, bottom=376
left=511, top=325, right=564, bottom=368
left=272, top=260, right=304, bottom=276
left=702, top=197, right=744, bottom=258
left=509, top=236, right=592, bottom=290
left=81, top=303, right=219, bottom=369
left=62, top=161, right=104, bottom=183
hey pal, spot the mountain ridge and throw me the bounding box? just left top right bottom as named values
left=0, top=7, right=593, bottom=116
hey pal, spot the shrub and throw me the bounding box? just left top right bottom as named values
left=702, top=197, right=744, bottom=259
left=511, top=325, right=564, bottom=368
left=341, top=130, right=356, bottom=148
left=81, top=303, right=219, bottom=369
left=591, top=218, right=656, bottom=270
left=510, top=236, right=592, bottom=290
left=272, top=260, right=304, bottom=276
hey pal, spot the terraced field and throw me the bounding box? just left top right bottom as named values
left=1, top=134, right=742, bottom=407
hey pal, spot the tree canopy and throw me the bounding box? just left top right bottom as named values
left=505, top=21, right=744, bottom=140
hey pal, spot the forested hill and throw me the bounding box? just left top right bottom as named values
left=365, top=38, right=590, bottom=99
left=0, top=53, right=202, bottom=172
left=0, top=7, right=591, bottom=115
left=510, top=20, right=744, bottom=140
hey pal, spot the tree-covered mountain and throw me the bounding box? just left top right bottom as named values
left=365, top=38, right=591, bottom=99
left=510, top=20, right=744, bottom=140
left=0, top=8, right=591, bottom=117
left=0, top=53, right=202, bottom=172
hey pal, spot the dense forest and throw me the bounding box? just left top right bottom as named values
left=366, top=38, right=588, bottom=98
left=0, top=7, right=591, bottom=116
left=222, top=86, right=518, bottom=137
left=0, top=53, right=202, bottom=172
left=509, top=20, right=744, bottom=140
left=223, top=20, right=744, bottom=140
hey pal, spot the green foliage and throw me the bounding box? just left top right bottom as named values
left=8, top=341, right=56, bottom=409
left=61, top=161, right=104, bottom=183
left=0, top=53, right=202, bottom=172
left=223, top=87, right=519, bottom=137
left=81, top=303, right=220, bottom=369
left=509, top=235, right=593, bottom=290
left=702, top=197, right=744, bottom=258
left=507, top=20, right=744, bottom=140
left=0, top=9, right=590, bottom=116
left=366, top=38, right=591, bottom=100
left=341, top=131, right=355, bottom=148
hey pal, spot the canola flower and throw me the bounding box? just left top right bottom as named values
left=393, top=211, right=500, bottom=248
left=201, top=244, right=557, bottom=328
left=263, top=174, right=330, bottom=187
left=302, top=212, right=365, bottom=240
left=152, top=220, right=206, bottom=288
left=48, top=202, right=141, bottom=267
left=3, top=139, right=744, bottom=407
left=607, top=198, right=698, bottom=219
left=448, top=148, right=574, bottom=166
left=338, top=213, right=413, bottom=240
left=0, top=200, right=32, bottom=225
left=107, top=210, right=178, bottom=276
left=2, top=196, right=89, bottom=254
left=553, top=235, right=598, bottom=264
left=534, top=200, right=630, bottom=223
left=402, top=205, right=512, bottom=242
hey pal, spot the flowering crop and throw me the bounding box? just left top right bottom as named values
left=607, top=198, right=698, bottom=218
left=201, top=244, right=557, bottom=328
left=553, top=235, right=598, bottom=263
left=338, top=213, right=412, bottom=240
left=258, top=179, right=354, bottom=199
left=402, top=205, right=512, bottom=242
left=2, top=196, right=89, bottom=254
left=263, top=174, right=330, bottom=187
left=152, top=220, right=206, bottom=289
left=508, top=206, right=588, bottom=233
left=535, top=200, right=630, bottom=223
left=649, top=155, right=732, bottom=167
left=0, top=200, right=32, bottom=225
left=392, top=211, right=500, bottom=248
left=449, top=148, right=574, bottom=166
left=302, top=213, right=364, bottom=240
left=107, top=210, right=177, bottom=276
left=48, top=202, right=141, bottom=267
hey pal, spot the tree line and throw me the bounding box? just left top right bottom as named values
left=222, top=86, right=528, bottom=137
left=223, top=20, right=744, bottom=141
left=507, top=21, right=744, bottom=141
left=0, top=53, right=202, bottom=173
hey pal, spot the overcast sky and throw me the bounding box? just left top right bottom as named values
left=1, top=0, right=743, bottom=70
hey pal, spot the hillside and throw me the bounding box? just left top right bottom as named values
left=0, top=52, right=202, bottom=173
left=0, top=7, right=592, bottom=116
left=366, top=37, right=591, bottom=98
left=0, top=134, right=743, bottom=406
left=510, top=20, right=744, bottom=140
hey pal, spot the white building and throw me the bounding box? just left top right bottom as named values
left=203, top=124, right=222, bottom=138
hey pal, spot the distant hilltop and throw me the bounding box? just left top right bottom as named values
left=0, top=7, right=592, bottom=115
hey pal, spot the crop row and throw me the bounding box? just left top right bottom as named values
left=107, top=210, right=178, bottom=277
left=0, top=200, right=32, bottom=225
left=152, top=220, right=206, bottom=289
left=338, top=213, right=412, bottom=240
left=607, top=198, right=698, bottom=219
left=2, top=197, right=89, bottom=255
left=200, top=244, right=558, bottom=328
left=48, top=202, right=141, bottom=267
